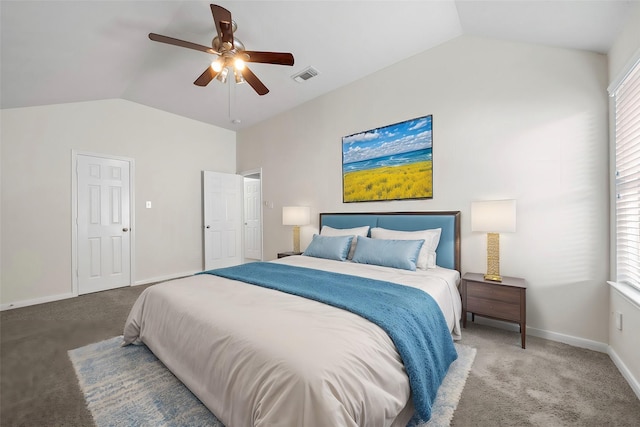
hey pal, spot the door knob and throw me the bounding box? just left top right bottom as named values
left=123, top=228, right=129, bottom=232
left=206, top=225, right=211, bottom=229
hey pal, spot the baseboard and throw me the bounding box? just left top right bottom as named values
left=133, top=271, right=199, bottom=286
left=466, top=314, right=609, bottom=353
left=526, top=326, right=609, bottom=353
left=1, top=271, right=198, bottom=311
left=0, top=292, right=76, bottom=311
left=608, top=346, right=640, bottom=400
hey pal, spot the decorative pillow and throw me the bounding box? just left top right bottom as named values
left=303, top=234, right=354, bottom=261
left=320, top=225, right=370, bottom=259
left=351, top=236, right=424, bottom=271
left=370, top=227, right=442, bottom=269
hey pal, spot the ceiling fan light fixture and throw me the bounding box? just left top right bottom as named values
left=211, top=58, right=223, bottom=72
left=234, top=69, right=245, bottom=84
left=216, top=67, right=229, bottom=83
left=234, top=58, right=245, bottom=71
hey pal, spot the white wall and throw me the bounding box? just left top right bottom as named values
left=609, top=288, right=640, bottom=397
left=608, top=3, right=640, bottom=81
left=1, top=99, right=235, bottom=306
left=237, top=35, right=610, bottom=346
left=607, top=3, right=640, bottom=397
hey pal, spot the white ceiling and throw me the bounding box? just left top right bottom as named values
left=1, top=1, right=636, bottom=130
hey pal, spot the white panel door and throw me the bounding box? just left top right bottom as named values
left=77, top=155, right=131, bottom=294
left=243, top=177, right=262, bottom=260
left=203, top=171, right=243, bottom=270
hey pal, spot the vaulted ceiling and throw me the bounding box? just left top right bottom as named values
left=1, top=1, right=635, bottom=130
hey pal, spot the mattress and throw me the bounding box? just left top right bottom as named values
left=123, top=255, right=462, bottom=427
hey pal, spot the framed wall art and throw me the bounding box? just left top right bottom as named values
left=342, top=115, right=433, bottom=203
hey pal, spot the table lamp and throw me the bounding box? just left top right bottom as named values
left=471, top=200, right=516, bottom=282
left=282, top=206, right=310, bottom=253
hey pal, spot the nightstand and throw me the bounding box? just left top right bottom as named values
left=277, top=251, right=303, bottom=258
left=461, top=272, right=527, bottom=349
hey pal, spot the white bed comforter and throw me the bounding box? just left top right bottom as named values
left=123, top=256, right=461, bottom=427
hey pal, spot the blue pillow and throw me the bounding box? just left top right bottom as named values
left=303, top=234, right=354, bottom=261
left=351, top=236, right=424, bottom=271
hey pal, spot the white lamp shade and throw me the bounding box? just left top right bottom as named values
left=471, top=200, right=516, bottom=233
left=282, top=206, right=310, bottom=226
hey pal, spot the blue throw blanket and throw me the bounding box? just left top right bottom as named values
left=199, top=262, right=457, bottom=423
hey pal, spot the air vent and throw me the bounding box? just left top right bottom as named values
left=292, top=67, right=319, bottom=83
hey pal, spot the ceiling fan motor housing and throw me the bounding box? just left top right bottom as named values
left=213, top=35, right=245, bottom=53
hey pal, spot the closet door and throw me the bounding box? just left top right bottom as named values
left=202, top=171, right=243, bottom=270
left=76, top=154, right=132, bottom=294
left=243, top=176, right=262, bottom=260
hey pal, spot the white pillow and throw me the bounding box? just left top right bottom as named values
left=370, top=227, right=441, bottom=269
left=320, top=225, right=370, bottom=260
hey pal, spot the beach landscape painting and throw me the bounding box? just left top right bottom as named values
left=342, top=115, right=433, bottom=202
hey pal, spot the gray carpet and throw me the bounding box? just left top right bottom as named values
left=2, top=283, right=639, bottom=426
left=453, top=323, right=640, bottom=426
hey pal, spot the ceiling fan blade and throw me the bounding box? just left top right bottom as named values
left=194, top=66, right=219, bottom=87
left=149, top=33, right=218, bottom=55
left=241, top=66, right=269, bottom=96
left=243, top=51, right=295, bottom=66
left=211, top=4, right=234, bottom=47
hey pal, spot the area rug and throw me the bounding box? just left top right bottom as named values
left=69, top=336, right=476, bottom=427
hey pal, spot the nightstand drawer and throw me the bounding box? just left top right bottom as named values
left=467, top=296, right=521, bottom=321
left=467, top=281, right=520, bottom=304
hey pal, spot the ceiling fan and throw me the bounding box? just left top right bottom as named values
left=149, top=4, right=294, bottom=96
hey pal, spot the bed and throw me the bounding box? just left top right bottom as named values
left=123, top=211, right=462, bottom=427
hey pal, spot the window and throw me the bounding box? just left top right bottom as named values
left=612, top=61, right=640, bottom=291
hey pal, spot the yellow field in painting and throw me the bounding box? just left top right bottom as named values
left=343, top=161, right=433, bottom=202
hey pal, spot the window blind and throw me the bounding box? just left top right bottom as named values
left=614, top=61, right=640, bottom=290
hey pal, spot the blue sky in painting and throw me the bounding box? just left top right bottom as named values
left=342, top=116, right=432, bottom=164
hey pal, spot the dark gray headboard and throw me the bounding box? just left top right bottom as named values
left=319, top=211, right=461, bottom=272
